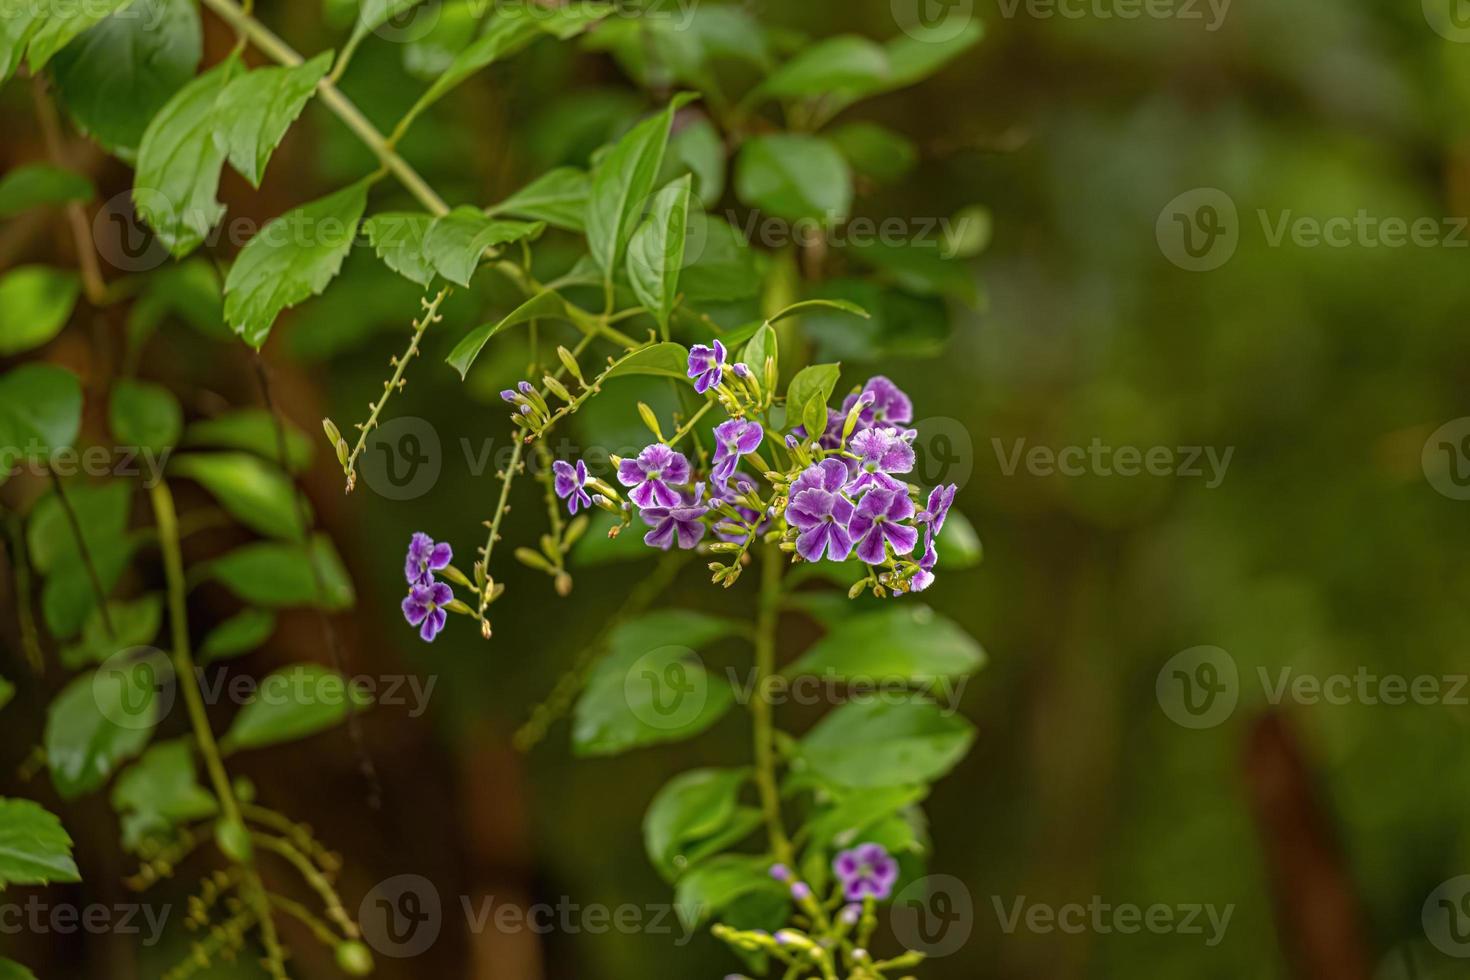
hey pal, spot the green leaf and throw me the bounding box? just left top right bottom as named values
left=604, top=342, right=693, bottom=383
left=0, top=165, right=94, bottom=218
left=128, top=259, right=228, bottom=342
left=800, top=783, right=927, bottom=853
left=49, top=0, right=202, bottom=159
left=786, top=363, right=841, bottom=442
left=758, top=36, right=890, bottom=100
left=644, top=767, right=750, bottom=882
left=937, top=511, right=982, bottom=569
left=27, top=481, right=131, bottom=575
left=220, top=664, right=371, bottom=754
left=0, top=798, right=81, bottom=888
left=785, top=605, right=984, bottom=681
left=799, top=699, right=974, bottom=789
left=660, top=117, right=726, bottom=207
left=108, top=380, right=183, bottom=455
left=768, top=298, right=870, bottom=325
left=0, top=678, right=12, bottom=713
left=740, top=324, right=777, bottom=379
left=883, top=21, right=984, bottom=90
left=60, top=595, right=164, bottom=670
left=828, top=122, right=918, bottom=184
left=447, top=290, right=569, bottom=379
left=490, top=167, right=590, bottom=232
left=26, top=0, right=138, bottom=71
left=134, top=56, right=237, bottom=257
left=5, top=410, right=87, bottom=512
left=681, top=212, right=763, bottom=303
left=736, top=134, right=852, bottom=224
left=110, top=740, right=216, bottom=850
left=46, top=667, right=159, bottom=798
left=572, top=611, right=743, bottom=756
left=209, top=535, right=354, bottom=610
left=348, top=0, right=426, bottom=51
left=627, top=175, right=693, bottom=333
left=0, top=8, right=45, bottom=83
left=0, top=267, right=79, bottom=356
left=224, top=178, right=370, bottom=349
left=587, top=93, right=696, bottom=275
left=363, top=212, right=436, bottom=287
left=169, top=453, right=304, bottom=541
left=215, top=51, right=333, bottom=187
left=182, top=409, right=312, bottom=472
left=200, top=609, right=276, bottom=663
left=422, top=207, right=545, bottom=287
left=674, top=855, right=785, bottom=930
left=0, top=958, right=36, bottom=980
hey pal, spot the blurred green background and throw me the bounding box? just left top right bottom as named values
left=4, top=0, right=1470, bottom=977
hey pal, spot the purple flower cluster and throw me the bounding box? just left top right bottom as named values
left=402, top=532, right=454, bottom=642
left=833, top=843, right=899, bottom=902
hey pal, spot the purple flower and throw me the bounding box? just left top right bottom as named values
left=833, top=843, right=899, bottom=903
left=788, top=488, right=855, bottom=563
left=790, top=882, right=812, bottom=902
left=617, top=444, right=691, bottom=509
left=687, top=340, right=727, bottom=394
left=553, top=459, right=593, bottom=515
left=713, top=472, right=766, bottom=542
left=919, top=484, right=957, bottom=532
left=712, top=419, right=763, bottom=486
left=847, top=427, right=915, bottom=496
left=641, top=484, right=709, bottom=551
left=848, top=488, right=919, bottom=565
left=911, top=539, right=938, bottom=592
left=769, top=864, right=792, bottom=882
left=405, top=532, right=452, bottom=586
left=842, top=376, right=912, bottom=428
left=402, top=581, right=452, bottom=642
left=790, top=458, right=849, bottom=499
left=791, top=408, right=845, bottom=450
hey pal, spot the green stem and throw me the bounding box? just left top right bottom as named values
left=477, top=440, right=524, bottom=627
left=49, top=470, right=115, bottom=637
left=667, top=400, right=715, bottom=448
left=3, top=514, right=44, bottom=673
left=753, top=541, right=793, bottom=865
left=198, top=0, right=449, bottom=217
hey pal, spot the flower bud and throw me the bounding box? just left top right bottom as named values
left=637, top=402, right=666, bottom=442
left=557, top=345, right=585, bottom=384
left=335, top=941, right=374, bottom=976
left=543, top=375, right=574, bottom=402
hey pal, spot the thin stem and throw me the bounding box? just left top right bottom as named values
left=48, top=471, right=114, bottom=637
left=667, top=401, right=715, bottom=448
left=198, top=0, right=448, bottom=216
left=342, top=288, right=449, bottom=491
left=476, top=440, right=524, bottom=627
left=251, top=833, right=358, bottom=939
left=3, top=514, right=44, bottom=673
left=753, top=541, right=793, bottom=865
left=30, top=78, right=107, bottom=306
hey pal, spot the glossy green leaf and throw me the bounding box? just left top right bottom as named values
left=363, top=212, right=436, bottom=287
left=785, top=605, right=985, bottom=681
left=209, top=535, right=354, bottom=610
left=937, top=511, right=982, bottom=569
left=736, top=134, right=852, bottom=224
left=26, top=0, right=137, bottom=71
left=767, top=298, right=869, bottom=325
left=108, top=380, right=182, bottom=455
left=786, top=363, right=841, bottom=442
left=0, top=798, right=81, bottom=888
left=348, top=0, right=426, bottom=51
left=0, top=958, right=36, bottom=980
left=224, top=178, right=370, bottom=349
left=674, top=855, right=786, bottom=930
left=27, top=481, right=131, bottom=575
left=447, top=290, right=569, bottom=379
left=0, top=9, right=44, bottom=83
left=423, top=207, right=545, bottom=287
left=587, top=93, right=696, bottom=275
left=604, top=342, right=693, bottom=383
left=220, top=664, right=371, bottom=754
left=661, top=117, right=725, bottom=207
left=644, top=767, right=750, bottom=882
left=134, top=56, right=237, bottom=257
left=169, top=453, right=304, bottom=541
left=800, top=784, right=927, bottom=853
left=627, top=175, right=693, bottom=332
left=60, top=595, right=164, bottom=670
left=215, top=51, right=333, bottom=187
left=740, top=324, right=777, bottom=379
left=110, top=739, right=216, bottom=850
left=49, top=0, right=202, bottom=158
left=46, top=667, right=159, bottom=798
left=828, top=122, right=918, bottom=184
left=799, top=699, right=974, bottom=789
left=0, top=267, right=79, bottom=356
left=0, top=165, right=94, bottom=218
left=681, top=212, right=762, bottom=303
left=490, top=167, right=590, bottom=231
left=758, top=35, right=890, bottom=99
left=182, top=409, right=312, bottom=472
left=0, top=364, right=81, bottom=468
left=199, top=609, right=277, bottom=663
